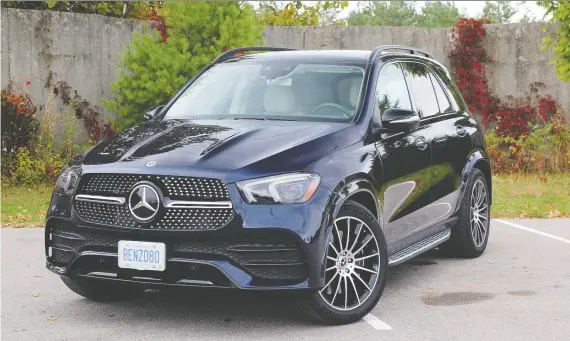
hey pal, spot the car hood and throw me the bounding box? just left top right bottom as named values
left=82, top=119, right=361, bottom=183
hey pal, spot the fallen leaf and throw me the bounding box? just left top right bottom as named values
left=111, top=330, right=117, bottom=335
left=47, top=317, right=57, bottom=322
left=32, top=292, right=40, bottom=297
left=539, top=176, right=548, bottom=183
left=423, top=286, right=435, bottom=296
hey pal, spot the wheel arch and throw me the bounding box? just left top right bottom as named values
left=329, top=174, right=381, bottom=227
left=459, top=150, right=492, bottom=208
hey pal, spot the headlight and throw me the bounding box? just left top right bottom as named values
left=236, top=173, right=321, bottom=204
left=54, top=165, right=80, bottom=195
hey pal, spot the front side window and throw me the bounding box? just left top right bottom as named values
left=164, top=60, right=366, bottom=123
left=375, top=63, right=412, bottom=116
left=402, top=62, right=440, bottom=118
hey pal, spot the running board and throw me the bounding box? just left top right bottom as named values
left=388, top=229, right=451, bottom=266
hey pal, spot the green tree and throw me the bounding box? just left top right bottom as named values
left=103, top=1, right=263, bottom=130
left=518, top=12, right=537, bottom=24
left=417, top=1, right=461, bottom=28
left=347, top=1, right=462, bottom=28
left=258, top=1, right=348, bottom=26
left=347, top=1, right=417, bottom=26
left=480, top=0, right=517, bottom=24
left=539, top=0, right=570, bottom=82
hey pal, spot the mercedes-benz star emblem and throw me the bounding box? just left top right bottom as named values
left=128, top=183, right=160, bottom=222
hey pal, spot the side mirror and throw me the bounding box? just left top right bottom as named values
left=379, top=108, right=420, bottom=134
left=144, top=105, right=164, bottom=121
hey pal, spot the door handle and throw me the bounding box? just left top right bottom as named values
left=415, top=136, right=428, bottom=150
left=456, top=125, right=467, bottom=137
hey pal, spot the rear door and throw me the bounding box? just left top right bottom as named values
left=403, top=61, right=475, bottom=227
left=372, top=62, right=434, bottom=246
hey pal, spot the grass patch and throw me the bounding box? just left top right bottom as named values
left=1, top=184, right=53, bottom=227
left=491, top=173, right=570, bottom=218
left=1, top=173, right=568, bottom=227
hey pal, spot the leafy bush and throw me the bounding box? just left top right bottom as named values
left=3, top=88, right=93, bottom=185
left=1, top=82, right=40, bottom=174
left=103, top=1, right=264, bottom=130
left=487, top=115, right=570, bottom=174
left=6, top=148, right=48, bottom=185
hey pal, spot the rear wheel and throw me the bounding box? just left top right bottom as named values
left=300, top=201, right=388, bottom=325
left=440, top=168, right=490, bottom=258
left=61, top=277, right=145, bottom=302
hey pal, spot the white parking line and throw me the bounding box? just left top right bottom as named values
left=495, top=219, right=570, bottom=244
left=363, top=313, right=392, bottom=331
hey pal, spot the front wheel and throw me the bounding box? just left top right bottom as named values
left=440, top=168, right=490, bottom=258
left=300, top=201, right=388, bottom=325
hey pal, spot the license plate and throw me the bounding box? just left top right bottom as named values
left=118, top=241, right=166, bottom=271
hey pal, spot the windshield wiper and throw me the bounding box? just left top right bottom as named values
left=218, top=116, right=299, bottom=121
left=220, top=116, right=268, bottom=121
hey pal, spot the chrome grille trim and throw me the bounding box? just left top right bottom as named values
left=74, top=174, right=234, bottom=230
left=75, top=194, right=125, bottom=205
left=164, top=199, right=233, bottom=209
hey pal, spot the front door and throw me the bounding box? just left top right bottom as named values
left=372, top=62, right=434, bottom=247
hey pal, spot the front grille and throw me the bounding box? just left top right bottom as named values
left=78, top=174, right=230, bottom=200
left=74, top=174, right=233, bottom=230
left=48, top=221, right=308, bottom=284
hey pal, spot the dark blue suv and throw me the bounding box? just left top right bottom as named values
left=45, top=46, right=492, bottom=325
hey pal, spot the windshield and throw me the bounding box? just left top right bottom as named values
left=163, top=60, right=366, bottom=122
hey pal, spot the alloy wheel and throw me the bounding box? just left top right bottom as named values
left=470, top=179, right=489, bottom=248
left=319, top=216, right=381, bottom=311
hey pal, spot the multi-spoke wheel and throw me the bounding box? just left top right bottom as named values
left=319, top=216, right=381, bottom=311
left=470, top=179, right=489, bottom=248
left=440, top=168, right=490, bottom=258
left=299, top=201, right=388, bottom=325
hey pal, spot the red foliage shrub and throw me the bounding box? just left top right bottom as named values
left=448, top=18, right=565, bottom=139
left=1, top=82, right=39, bottom=155
left=448, top=18, right=500, bottom=125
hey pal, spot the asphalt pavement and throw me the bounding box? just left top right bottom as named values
left=2, top=219, right=569, bottom=341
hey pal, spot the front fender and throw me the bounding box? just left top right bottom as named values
left=329, top=178, right=381, bottom=224
left=315, top=177, right=382, bottom=284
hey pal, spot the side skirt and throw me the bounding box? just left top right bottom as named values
left=387, top=216, right=458, bottom=266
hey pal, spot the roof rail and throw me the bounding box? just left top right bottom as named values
left=369, top=45, right=434, bottom=63
left=212, top=46, right=296, bottom=64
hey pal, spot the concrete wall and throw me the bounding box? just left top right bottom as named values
left=2, top=8, right=569, bottom=123
left=1, top=8, right=148, bottom=120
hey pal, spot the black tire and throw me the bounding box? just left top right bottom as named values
left=61, top=277, right=145, bottom=302
left=440, top=168, right=490, bottom=258
left=299, top=200, right=388, bottom=325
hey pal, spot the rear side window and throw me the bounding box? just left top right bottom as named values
left=402, top=62, right=439, bottom=118
left=375, top=63, right=412, bottom=116
left=431, top=74, right=453, bottom=114
left=431, top=65, right=462, bottom=111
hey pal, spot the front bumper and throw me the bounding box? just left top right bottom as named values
left=45, top=185, right=334, bottom=290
